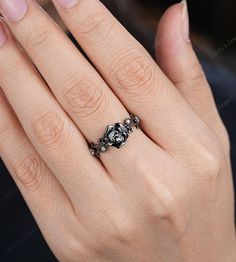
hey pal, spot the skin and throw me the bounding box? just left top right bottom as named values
left=0, top=0, right=235, bottom=261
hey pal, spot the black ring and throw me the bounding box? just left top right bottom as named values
left=89, top=114, right=140, bottom=157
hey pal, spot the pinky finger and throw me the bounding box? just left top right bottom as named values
left=0, top=89, right=79, bottom=260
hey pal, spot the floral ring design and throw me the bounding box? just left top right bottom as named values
left=89, top=114, right=140, bottom=157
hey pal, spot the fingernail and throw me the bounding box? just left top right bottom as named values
left=54, top=0, right=78, bottom=9
left=181, top=0, right=190, bottom=43
left=0, top=0, right=28, bottom=22
left=0, top=20, right=7, bottom=47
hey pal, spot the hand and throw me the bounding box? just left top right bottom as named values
left=0, top=0, right=235, bottom=261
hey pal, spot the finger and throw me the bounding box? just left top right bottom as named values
left=0, top=20, right=112, bottom=205
left=155, top=1, right=229, bottom=148
left=0, top=0, right=159, bottom=178
left=0, top=0, right=128, bottom=140
left=0, top=88, right=79, bottom=260
left=50, top=0, right=212, bottom=153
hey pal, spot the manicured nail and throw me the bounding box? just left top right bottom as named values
left=0, top=0, right=28, bottom=22
left=0, top=21, right=7, bottom=47
left=181, top=0, right=190, bottom=43
left=54, top=0, right=78, bottom=9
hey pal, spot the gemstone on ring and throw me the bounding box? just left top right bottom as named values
left=89, top=114, right=140, bottom=157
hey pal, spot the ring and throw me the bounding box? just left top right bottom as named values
left=89, top=114, right=141, bottom=157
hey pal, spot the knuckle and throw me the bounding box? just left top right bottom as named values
left=24, top=24, right=49, bottom=49
left=0, top=58, right=21, bottom=80
left=110, top=52, right=155, bottom=96
left=0, top=119, right=16, bottom=142
left=148, top=183, right=177, bottom=220
left=63, top=237, right=87, bottom=262
left=175, top=60, right=207, bottom=91
left=31, top=111, right=66, bottom=148
left=189, top=142, right=221, bottom=178
left=96, top=209, right=137, bottom=246
left=220, top=125, right=231, bottom=153
left=110, top=217, right=136, bottom=244
left=190, top=71, right=206, bottom=86
left=203, top=151, right=221, bottom=178
left=185, top=64, right=207, bottom=90
left=12, top=154, right=44, bottom=190
left=131, top=153, right=187, bottom=234
left=147, top=183, right=187, bottom=235
left=63, top=76, right=106, bottom=119
left=76, top=11, right=111, bottom=42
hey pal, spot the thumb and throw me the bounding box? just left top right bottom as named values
left=155, top=1, right=225, bottom=140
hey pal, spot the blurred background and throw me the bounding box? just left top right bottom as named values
left=0, top=0, right=235, bottom=261
left=102, top=0, right=236, bottom=71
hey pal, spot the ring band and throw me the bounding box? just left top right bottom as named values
left=89, top=114, right=140, bottom=157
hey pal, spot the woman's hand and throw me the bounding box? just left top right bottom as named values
left=0, top=0, right=235, bottom=261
